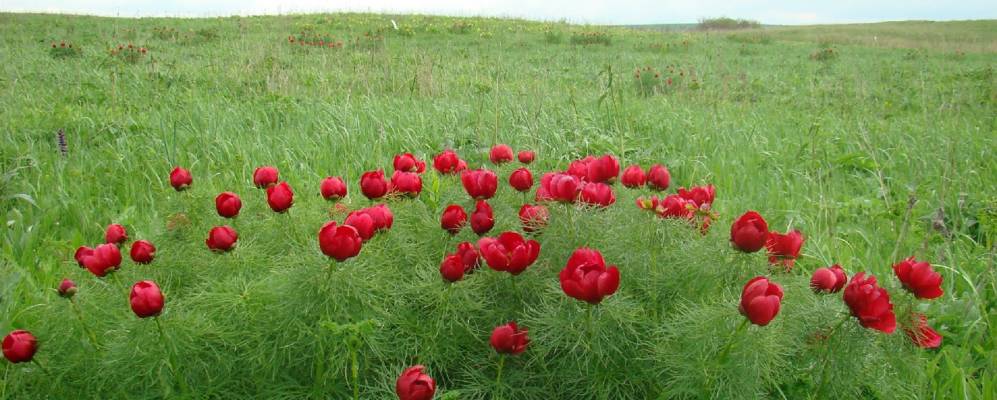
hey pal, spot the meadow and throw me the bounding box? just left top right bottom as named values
left=0, top=12, right=994, bottom=399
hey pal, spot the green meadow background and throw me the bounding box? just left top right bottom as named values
left=0, top=13, right=994, bottom=399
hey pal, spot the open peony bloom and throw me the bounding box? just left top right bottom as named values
left=129, top=280, right=164, bottom=318
left=461, top=169, right=498, bottom=200
left=810, top=264, right=848, bottom=293
left=765, top=230, right=804, bottom=270
left=559, top=247, right=620, bottom=304
left=579, top=182, right=616, bottom=207
left=518, top=204, right=549, bottom=233
left=478, top=231, right=540, bottom=275
left=253, top=166, right=279, bottom=188
left=843, top=273, right=896, bottom=334
left=892, top=257, right=943, bottom=299
left=730, top=211, right=768, bottom=253
left=904, top=313, right=942, bottom=349
left=391, top=171, right=423, bottom=197
left=360, top=170, right=391, bottom=200
left=490, top=321, right=530, bottom=355
left=2, top=330, right=37, bottom=364
left=80, top=243, right=122, bottom=277
left=621, top=165, right=646, bottom=188
left=536, top=172, right=581, bottom=203
left=318, top=221, right=363, bottom=262
left=677, top=185, right=715, bottom=207
left=396, top=365, right=435, bottom=400
left=169, top=167, right=192, bottom=191
left=433, top=149, right=466, bottom=174
left=584, top=154, right=620, bottom=184
left=266, top=181, right=294, bottom=213
left=393, top=153, right=426, bottom=173
left=739, top=276, right=783, bottom=326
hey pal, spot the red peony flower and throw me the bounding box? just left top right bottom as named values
left=843, top=273, right=896, bottom=333
left=396, top=365, right=435, bottom=400
left=490, top=321, right=530, bottom=355
left=318, top=221, right=363, bottom=262
left=105, top=223, right=128, bottom=245
left=253, top=166, right=279, bottom=189
left=206, top=226, right=238, bottom=252
left=393, top=153, right=426, bottom=173
left=266, top=181, right=295, bottom=213
left=739, top=276, right=783, bottom=326
left=470, top=200, right=495, bottom=235
left=646, top=164, right=670, bottom=191
left=129, top=240, right=156, bottom=264
left=559, top=247, right=620, bottom=304
left=765, top=230, right=804, bottom=269
left=215, top=191, right=242, bottom=218
left=169, top=167, right=192, bottom=191
left=320, top=177, right=347, bottom=201
left=730, top=211, right=768, bottom=253
left=489, top=144, right=514, bottom=164
left=811, top=264, right=848, bottom=293
left=621, top=165, right=646, bottom=188
left=129, top=280, right=164, bottom=318
left=441, top=204, right=468, bottom=235
left=892, top=257, right=943, bottom=299
left=461, top=169, right=499, bottom=200
left=391, top=171, right=423, bottom=197
left=518, top=204, right=549, bottom=233
left=508, top=167, right=534, bottom=192
left=478, top=231, right=540, bottom=275
left=360, top=170, right=391, bottom=200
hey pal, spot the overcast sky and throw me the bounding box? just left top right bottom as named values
left=3, top=0, right=995, bottom=25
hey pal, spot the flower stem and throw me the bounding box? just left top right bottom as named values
left=814, top=314, right=852, bottom=396
left=494, top=354, right=506, bottom=398
left=351, top=346, right=360, bottom=400
left=30, top=359, right=50, bottom=376
left=155, top=317, right=188, bottom=394
left=70, top=298, right=100, bottom=349
left=717, top=318, right=750, bottom=364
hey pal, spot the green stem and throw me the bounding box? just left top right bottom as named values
left=814, top=314, right=852, bottom=396
left=494, top=354, right=506, bottom=398
left=70, top=298, right=101, bottom=349
left=155, top=317, right=188, bottom=394
left=351, top=346, right=360, bottom=400
left=2, top=362, right=8, bottom=398
left=717, top=318, right=750, bottom=364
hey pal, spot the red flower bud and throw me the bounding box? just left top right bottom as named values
left=433, top=150, right=466, bottom=174
left=490, top=321, right=530, bottom=355
left=266, top=182, right=294, bottom=213
left=80, top=243, right=122, bottom=277
left=2, top=330, right=37, bottom=364
left=253, top=166, right=279, bottom=189
left=105, top=223, right=128, bottom=245
left=646, top=164, right=671, bottom=191
left=621, top=165, right=646, bottom=188
left=129, top=280, right=164, bottom=318
left=215, top=191, right=242, bottom=218
left=318, top=221, right=363, bottom=262
left=320, top=176, right=347, bottom=201
left=489, top=144, right=514, bottom=164
left=169, top=167, right=192, bottom=191
left=129, top=240, right=156, bottom=264
left=517, top=150, right=535, bottom=164
left=892, top=257, right=943, bottom=299
left=730, top=211, right=768, bottom=253
left=739, top=276, right=783, bottom=326
left=461, top=169, right=498, bottom=200
left=536, top=172, right=580, bottom=203
left=440, top=204, right=467, bottom=234
left=811, top=264, right=847, bottom=293
left=393, top=153, right=426, bottom=173
left=508, top=167, right=534, bottom=192
left=579, top=182, right=616, bottom=207
left=396, top=365, right=435, bottom=400
left=58, top=278, right=77, bottom=298
left=391, top=171, right=422, bottom=197
left=206, top=226, right=238, bottom=252
left=518, top=204, right=549, bottom=233
left=470, top=200, right=494, bottom=235
left=360, top=170, right=390, bottom=200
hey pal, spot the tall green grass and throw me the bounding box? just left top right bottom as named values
left=0, top=12, right=993, bottom=399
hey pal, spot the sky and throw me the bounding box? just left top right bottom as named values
left=2, top=0, right=995, bottom=25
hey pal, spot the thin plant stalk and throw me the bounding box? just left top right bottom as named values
left=69, top=297, right=100, bottom=349
left=154, top=317, right=187, bottom=394
left=494, top=354, right=506, bottom=398
left=717, top=318, right=750, bottom=363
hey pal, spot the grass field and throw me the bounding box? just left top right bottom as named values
left=0, top=12, right=994, bottom=399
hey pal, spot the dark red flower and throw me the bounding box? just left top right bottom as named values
left=215, top=191, right=242, bottom=218
left=655, top=195, right=694, bottom=219
left=455, top=241, right=481, bottom=271
left=470, top=200, right=495, bottom=235
left=461, top=169, right=498, bottom=200
left=518, top=204, right=549, bottom=233
left=517, top=150, right=535, bottom=164
left=478, top=231, right=540, bottom=275
left=2, top=330, right=37, bottom=363
left=440, top=253, right=466, bottom=282
left=80, top=243, right=122, bottom=277
left=394, top=153, right=426, bottom=173
left=730, top=211, right=768, bottom=253
left=490, top=321, right=530, bottom=355
left=579, top=182, right=616, bottom=207
left=433, top=150, right=466, bottom=174
left=559, top=247, right=620, bottom=304
left=765, top=230, right=804, bottom=269
left=129, top=280, right=164, bottom=318
left=441, top=204, right=467, bottom=235
left=169, top=167, right=192, bottom=191
left=74, top=246, right=92, bottom=268
left=391, top=171, right=422, bottom=197
left=566, top=157, right=592, bottom=179
left=677, top=185, right=715, bottom=207
left=536, top=172, right=581, bottom=203
left=266, top=181, right=294, bottom=213
left=646, top=164, right=670, bottom=191
left=320, top=177, right=347, bottom=201
left=739, top=276, right=783, bottom=326
left=58, top=278, right=77, bottom=298
left=360, top=170, right=390, bottom=200
left=396, top=365, right=435, bottom=400
left=621, top=165, right=646, bottom=188
left=318, top=221, right=363, bottom=262
left=105, top=223, right=128, bottom=245
left=509, top=168, right=534, bottom=192
left=893, top=257, right=943, bottom=299
left=129, top=240, right=156, bottom=264
left=585, top=154, right=620, bottom=184
left=489, top=144, right=514, bottom=164
left=843, top=273, right=896, bottom=333
left=904, top=313, right=942, bottom=349
left=253, top=166, right=279, bottom=189
left=811, top=264, right=848, bottom=293
left=206, top=226, right=238, bottom=252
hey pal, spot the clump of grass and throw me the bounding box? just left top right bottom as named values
left=543, top=26, right=563, bottom=44
left=108, top=44, right=147, bottom=64
left=697, top=17, right=761, bottom=30
left=570, top=30, right=611, bottom=46
left=450, top=20, right=473, bottom=34
left=726, top=31, right=772, bottom=44
left=48, top=41, right=82, bottom=59
left=634, top=66, right=661, bottom=96
left=288, top=32, right=344, bottom=48
left=810, top=47, right=838, bottom=62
